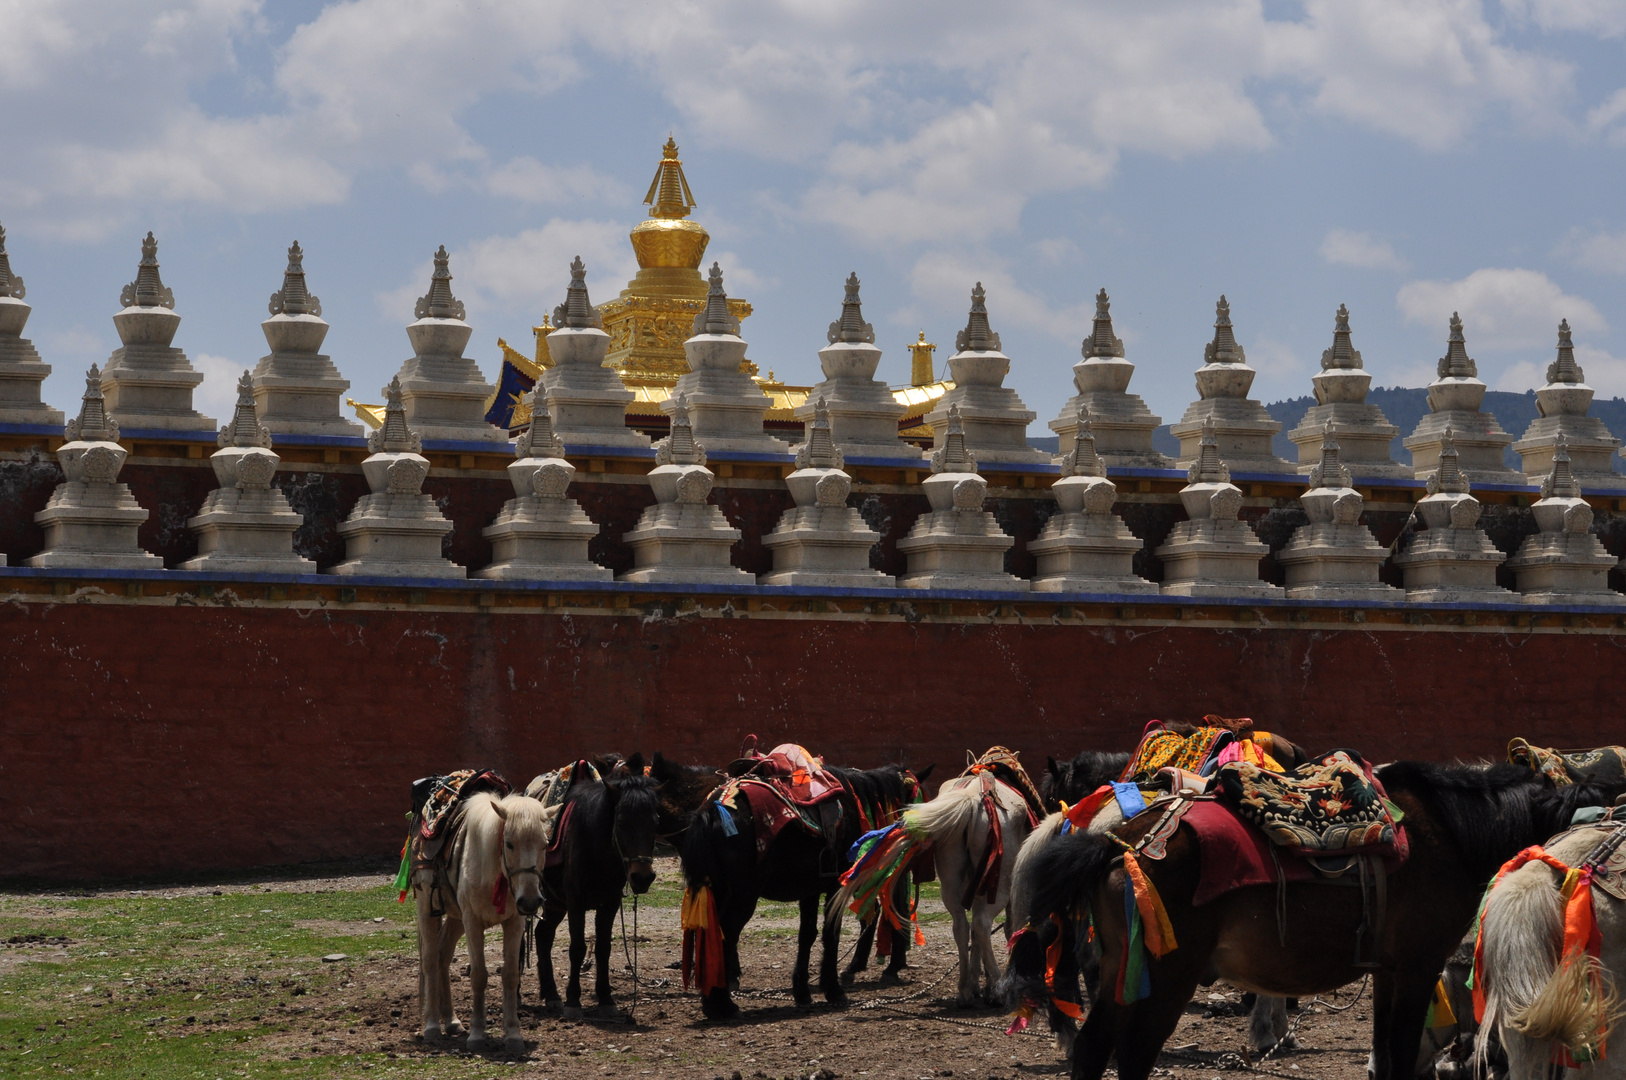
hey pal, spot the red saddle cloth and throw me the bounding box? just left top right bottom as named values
left=737, top=742, right=845, bottom=806
left=1182, top=799, right=1408, bottom=906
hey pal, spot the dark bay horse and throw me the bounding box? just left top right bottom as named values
left=680, top=763, right=927, bottom=1019
left=1016, top=761, right=1611, bottom=1080
left=1041, top=750, right=1131, bottom=811
left=649, top=752, right=722, bottom=845
left=535, top=754, right=663, bottom=1019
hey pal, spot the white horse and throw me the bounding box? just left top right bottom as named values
left=1476, top=822, right=1626, bottom=1080
left=831, top=769, right=1035, bottom=1007
left=412, top=793, right=556, bottom=1051
left=1010, top=799, right=1294, bottom=1059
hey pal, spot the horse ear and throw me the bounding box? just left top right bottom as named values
left=916, top=764, right=936, bottom=783
left=1047, top=756, right=1060, bottom=778
left=650, top=751, right=669, bottom=779
left=624, top=752, right=646, bottom=775
left=489, top=796, right=509, bottom=821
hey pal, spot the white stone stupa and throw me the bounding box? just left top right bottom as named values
left=1391, top=428, right=1510, bottom=602
left=329, top=377, right=463, bottom=578
left=26, top=366, right=162, bottom=569
left=1512, top=320, right=1625, bottom=491
left=0, top=223, right=64, bottom=427
left=897, top=404, right=1028, bottom=591
left=1048, top=289, right=1171, bottom=469
left=1402, top=313, right=1523, bottom=485
left=100, top=232, right=215, bottom=433
left=249, top=242, right=362, bottom=438
left=1029, top=404, right=1156, bottom=593
left=923, top=284, right=1049, bottom=466
left=620, top=393, right=753, bottom=584
left=392, top=245, right=503, bottom=444
left=1276, top=424, right=1402, bottom=601
left=475, top=383, right=610, bottom=581
left=761, top=396, right=892, bottom=588
left=539, top=257, right=649, bottom=451
left=1169, top=297, right=1295, bottom=476
left=662, top=263, right=786, bottom=456
left=794, top=273, right=918, bottom=461
left=1155, top=417, right=1281, bottom=597
left=182, top=373, right=314, bottom=573
left=1506, top=437, right=1622, bottom=605
left=1286, top=305, right=1409, bottom=479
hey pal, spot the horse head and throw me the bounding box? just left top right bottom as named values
left=606, top=754, right=661, bottom=895
left=491, top=794, right=555, bottom=916
left=649, top=751, right=721, bottom=840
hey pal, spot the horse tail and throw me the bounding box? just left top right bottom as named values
left=1010, top=811, right=1065, bottom=930
left=1479, top=859, right=1623, bottom=1069
left=679, top=801, right=725, bottom=893
left=1025, top=827, right=1121, bottom=932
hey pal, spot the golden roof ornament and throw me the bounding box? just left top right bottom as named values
left=1437, top=312, right=1477, bottom=380
left=1083, top=289, right=1124, bottom=359
left=691, top=263, right=740, bottom=336
left=0, top=223, right=23, bottom=300
left=414, top=245, right=465, bottom=321
left=1204, top=295, right=1244, bottom=365
left=269, top=241, right=321, bottom=317
left=955, top=283, right=1001, bottom=352
left=908, top=331, right=937, bottom=386
left=121, top=231, right=175, bottom=310
left=553, top=256, right=602, bottom=330
left=828, top=272, right=875, bottom=345
left=645, top=137, right=698, bottom=220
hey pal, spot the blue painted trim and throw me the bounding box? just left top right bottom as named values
left=267, top=433, right=370, bottom=450
left=114, top=426, right=217, bottom=442
left=0, top=422, right=62, bottom=437
left=559, top=443, right=658, bottom=460
left=418, top=436, right=516, bottom=454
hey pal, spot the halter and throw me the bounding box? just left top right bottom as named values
left=494, top=819, right=544, bottom=913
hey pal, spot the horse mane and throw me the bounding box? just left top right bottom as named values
left=1375, top=760, right=1600, bottom=880
left=1040, top=750, right=1131, bottom=808
left=828, top=763, right=913, bottom=816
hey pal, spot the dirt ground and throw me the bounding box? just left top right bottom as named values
left=1, top=859, right=1381, bottom=1080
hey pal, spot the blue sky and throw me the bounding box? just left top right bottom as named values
left=5, top=0, right=1626, bottom=433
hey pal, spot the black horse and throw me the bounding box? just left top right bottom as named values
left=680, top=762, right=929, bottom=1019
left=648, top=752, right=723, bottom=845
left=1041, top=750, right=1131, bottom=811
left=1011, top=761, right=1614, bottom=1080
left=535, top=753, right=663, bottom=1020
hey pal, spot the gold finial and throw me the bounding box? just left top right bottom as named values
left=644, top=136, right=697, bottom=220
left=908, top=330, right=937, bottom=387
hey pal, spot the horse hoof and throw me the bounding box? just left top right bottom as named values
left=561, top=1006, right=584, bottom=1021
left=447, top=1020, right=465, bottom=1036
left=543, top=998, right=563, bottom=1015
left=504, top=1036, right=525, bottom=1054
left=839, top=971, right=856, bottom=987
left=466, top=1032, right=487, bottom=1051
left=876, top=969, right=903, bottom=988
left=701, top=997, right=740, bottom=1022
left=822, top=986, right=848, bottom=1007
left=593, top=1004, right=625, bottom=1022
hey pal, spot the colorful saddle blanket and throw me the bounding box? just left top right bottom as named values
left=712, top=776, right=843, bottom=860
left=727, top=741, right=845, bottom=806
left=524, top=759, right=602, bottom=811
left=413, top=769, right=510, bottom=840
left=1213, top=750, right=1401, bottom=857
left=1508, top=739, right=1626, bottom=789
left=1121, top=721, right=1235, bottom=784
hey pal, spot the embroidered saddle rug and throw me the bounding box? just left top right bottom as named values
left=413, top=769, right=511, bottom=840
left=524, top=759, right=602, bottom=811
left=1508, top=739, right=1626, bottom=790
left=725, top=739, right=845, bottom=806
left=1213, top=750, right=1401, bottom=857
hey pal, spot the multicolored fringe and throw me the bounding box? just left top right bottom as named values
left=1114, top=851, right=1177, bottom=1004
left=681, top=885, right=726, bottom=996
left=1470, top=844, right=1607, bottom=1066
left=842, top=818, right=931, bottom=945
left=1424, top=978, right=1455, bottom=1029
left=394, top=834, right=412, bottom=903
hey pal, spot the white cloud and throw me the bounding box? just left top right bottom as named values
left=1396, top=268, right=1607, bottom=350
left=1562, top=228, right=1626, bottom=274
left=1502, top=0, right=1626, bottom=36
left=1319, top=228, right=1410, bottom=271
left=1586, top=88, right=1626, bottom=144
left=1247, top=336, right=1306, bottom=379
left=486, top=158, right=626, bottom=204
left=192, top=351, right=251, bottom=423
left=907, top=251, right=1090, bottom=344
left=1496, top=344, right=1626, bottom=396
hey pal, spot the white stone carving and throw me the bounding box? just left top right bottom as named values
left=1402, top=313, right=1524, bottom=485
left=1285, top=305, right=1410, bottom=480
left=540, top=256, right=650, bottom=451
left=1391, top=428, right=1512, bottom=602
left=390, top=245, right=503, bottom=444
left=794, top=273, right=919, bottom=461
left=1155, top=417, right=1282, bottom=597
left=897, top=404, right=1029, bottom=591
left=1048, top=289, right=1171, bottom=469
left=182, top=372, right=315, bottom=573
left=1511, top=320, right=1626, bottom=491
left=922, top=284, right=1049, bottom=467
left=328, top=377, right=463, bottom=578
left=761, top=396, right=893, bottom=588
left=100, top=232, right=215, bottom=433
left=1506, top=437, right=1623, bottom=604
left=26, top=366, right=163, bottom=569
left=1030, top=404, right=1156, bottom=593
left=1276, top=423, right=1402, bottom=600
left=660, top=263, right=787, bottom=456
left=620, top=393, right=753, bottom=584
left=249, top=242, right=362, bottom=438
left=1169, top=297, right=1296, bottom=476
left=475, top=383, right=610, bottom=581
left=0, top=223, right=64, bottom=427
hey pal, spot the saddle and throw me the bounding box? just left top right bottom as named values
left=413, top=768, right=511, bottom=844
left=962, top=746, right=1045, bottom=825
left=725, top=738, right=844, bottom=807
left=1213, top=749, right=1403, bottom=859
left=524, top=759, right=601, bottom=812
left=1508, top=738, right=1626, bottom=789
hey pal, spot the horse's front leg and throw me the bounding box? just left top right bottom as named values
left=1111, top=957, right=1204, bottom=1080
left=562, top=906, right=588, bottom=1020
left=412, top=880, right=445, bottom=1039
left=818, top=890, right=847, bottom=1005
left=592, top=904, right=620, bottom=1019
left=792, top=894, right=818, bottom=1008
left=500, top=916, right=524, bottom=1052
left=535, top=902, right=565, bottom=1010
left=1375, top=971, right=1436, bottom=1080
left=464, top=919, right=491, bottom=1050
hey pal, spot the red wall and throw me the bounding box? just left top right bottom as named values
left=1, top=599, right=1614, bottom=881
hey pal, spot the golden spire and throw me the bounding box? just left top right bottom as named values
left=643, top=137, right=697, bottom=221
left=908, top=331, right=937, bottom=386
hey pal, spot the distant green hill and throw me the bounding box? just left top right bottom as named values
left=1149, top=388, right=1626, bottom=474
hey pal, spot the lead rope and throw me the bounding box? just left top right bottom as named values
left=618, top=886, right=639, bottom=1023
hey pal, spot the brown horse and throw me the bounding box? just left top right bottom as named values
left=1017, top=761, right=1612, bottom=1080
